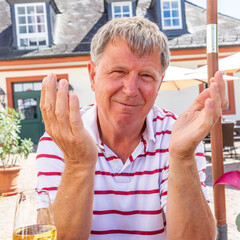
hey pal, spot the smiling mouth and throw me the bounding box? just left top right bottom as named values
left=116, top=101, right=138, bottom=107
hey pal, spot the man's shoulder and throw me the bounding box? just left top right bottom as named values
left=80, top=104, right=95, bottom=116
left=151, top=105, right=178, bottom=123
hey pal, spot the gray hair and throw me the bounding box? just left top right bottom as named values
left=90, top=17, right=170, bottom=73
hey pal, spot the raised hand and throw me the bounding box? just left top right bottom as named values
left=169, top=71, right=228, bottom=160
left=40, top=73, right=98, bottom=169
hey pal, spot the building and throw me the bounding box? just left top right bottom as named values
left=0, top=0, right=240, bottom=143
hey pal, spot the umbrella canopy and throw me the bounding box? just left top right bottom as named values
left=161, top=66, right=207, bottom=90
left=194, top=52, right=240, bottom=74
left=219, top=52, right=240, bottom=73
left=160, top=66, right=239, bottom=91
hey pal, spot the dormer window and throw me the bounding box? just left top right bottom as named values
left=111, top=1, right=133, bottom=18
left=105, top=0, right=136, bottom=20
left=161, top=0, right=182, bottom=30
left=15, top=3, right=48, bottom=49
left=7, top=0, right=60, bottom=50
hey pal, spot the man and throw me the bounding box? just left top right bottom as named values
left=37, top=17, right=227, bottom=240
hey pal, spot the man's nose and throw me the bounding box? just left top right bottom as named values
left=122, top=73, right=139, bottom=96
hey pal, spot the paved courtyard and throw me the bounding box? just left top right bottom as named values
left=1, top=146, right=240, bottom=239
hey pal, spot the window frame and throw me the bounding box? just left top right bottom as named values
left=111, top=1, right=133, bottom=18
left=14, top=2, right=49, bottom=49
left=161, top=0, right=183, bottom=30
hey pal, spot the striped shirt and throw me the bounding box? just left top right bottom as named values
left=36, top=104, right=208, bottom=240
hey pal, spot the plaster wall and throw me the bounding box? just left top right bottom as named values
left=1, top=63, right=240, bottom=121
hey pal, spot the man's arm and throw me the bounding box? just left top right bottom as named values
left=166, top=71, right=228, bottom=240
left=39, top=73, right=98, bottom=240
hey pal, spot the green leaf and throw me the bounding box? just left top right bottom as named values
left=0, top=107, right=34, bottom=167
left=236, top=213, right=240, bottom=232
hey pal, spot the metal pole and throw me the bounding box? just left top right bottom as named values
left=207, top=0, right=227, bottom=239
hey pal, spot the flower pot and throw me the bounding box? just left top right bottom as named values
left=0, top=166, right=21, bottom=196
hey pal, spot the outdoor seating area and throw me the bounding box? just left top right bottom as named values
left=204, top=120, right=240, bottom=159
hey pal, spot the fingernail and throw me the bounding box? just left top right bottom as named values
left=42, top=77, right=47, bottom=85
left=59, top=80, right=66, bottom=89
left=212, top=82, right=218, bottom=91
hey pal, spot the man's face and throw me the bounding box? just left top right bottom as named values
left=88, top=37, right=164, bottom=131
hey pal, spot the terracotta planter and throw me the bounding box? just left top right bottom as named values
left=0, top=166, right=21, bottom=196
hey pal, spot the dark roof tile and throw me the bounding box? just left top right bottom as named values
left=0, top=0, right=239, bottom=59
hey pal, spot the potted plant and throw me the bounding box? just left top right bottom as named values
left=0, top=107, right=34, bottom=196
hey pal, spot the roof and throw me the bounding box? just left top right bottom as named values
left=0, top=0, right=240, bottom=60
left=170, top=1, right=240, bottom=49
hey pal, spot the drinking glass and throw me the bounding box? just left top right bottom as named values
left=13, top=190, right=57, bottom=240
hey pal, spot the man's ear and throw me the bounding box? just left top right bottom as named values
left=88, top=61, right=96, bottom=91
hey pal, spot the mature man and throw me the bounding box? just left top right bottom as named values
left=37, top=17, right=227, bottom=240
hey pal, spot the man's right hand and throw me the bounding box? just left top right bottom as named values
left=40, top=73, right=98, bottom=170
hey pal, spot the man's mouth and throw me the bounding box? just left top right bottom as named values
left=116, top=101, right=137, bottom=107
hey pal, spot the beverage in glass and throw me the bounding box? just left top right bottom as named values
left=13, top=190, right=57, bottom=240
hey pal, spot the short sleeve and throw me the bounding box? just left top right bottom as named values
left=36, top=132, right=65, bottom=207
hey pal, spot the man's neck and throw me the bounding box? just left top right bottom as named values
left=97, top=117, right=146, bottom=163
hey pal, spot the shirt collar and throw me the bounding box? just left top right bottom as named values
left=81, top=104, right=156, bottom=148
left=81, top=104, right=102, bottom=146
left=143, top=108, right=156, bottom=143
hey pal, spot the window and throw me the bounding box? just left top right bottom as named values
left=17, top=98, right=38, bottom=120
left=112, top=1, right=132, bottom=18
left=13, top=82, right=42, bottom=92
left=161, top=0, right=182, bottom=30
left=15, top=3, right=48, bottom=49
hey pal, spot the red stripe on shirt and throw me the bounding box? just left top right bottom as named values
left=36, top=187, right=58, bottom=192
left=195, top=152, right=205, bottom=157
left=98, top=149, right=169, bottom=162
left=129, top=155, right=134, bottom=162
left=153, top=114, right=176, bottom=122
left=151, top=148, right=169, bottom=155
left=38, top=172, right=62, bottom=177
left=155, top=130, right=171, bottom=135
left=36, top=154, right=64, bottom=162
left=93, top=209, right=162, bottom=215
left=162, top=108, right=176, bottom=117
left=160, top=191, right=167, bottom=197
left=94, top=189, right=160, bottom=195
left=91, top=228, right=165, bottom=235
left=139, top=148, right=169, bottom=157
left=98, top=153, right=118, bottom=161
left=95, top=166, right=169, bottom=177
left=160, top=178, right=168, bottom=185
left=39, top=137, right=53, bottom=142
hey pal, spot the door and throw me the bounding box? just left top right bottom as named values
left=13, top=82, right=45, bottom=144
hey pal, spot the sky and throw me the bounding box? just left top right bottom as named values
left=187, top=0, right=240, bottom=20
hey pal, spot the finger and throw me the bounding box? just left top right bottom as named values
left=40, top=77, right=49, bottom=131
left=204, top=98, right=214, bottom=126
left=55, top=79, right=71, bottom=135
left=209, top=82, right=222, bottom=123
left=210, top=71, right=228, bottom=109
left=44, top=73, right=58, bottom=136
left=190, top=87, right=211, bottom=112
left=69, top=94, right=84, bottom=136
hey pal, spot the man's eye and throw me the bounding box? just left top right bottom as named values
left=112, top=70, right=125, bottom=76
left=115, top=70, right=124, bottom=74
left=142, top=74, right=154, bottom=81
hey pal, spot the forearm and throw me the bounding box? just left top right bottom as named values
left=53, top=163, right=95, bottom=240
left=166, top=155, right=216, bottom=240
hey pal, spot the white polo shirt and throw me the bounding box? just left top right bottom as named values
left=36, top=104, right=208, bottom=240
